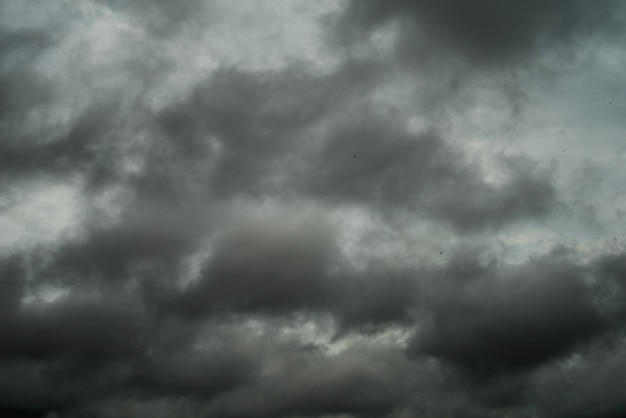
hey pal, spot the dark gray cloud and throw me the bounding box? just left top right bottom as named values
left=411, top=249, right=607, bottom=376
left=1, top=1, right=625, bottom=417
left=153, top=63, right=380, bottom=198
left=0, top=28, right=57, bottom=111
left=170, top=214, right=417, bottom=333
left=206, top=347, right=413, bottom=418
left=0, top=104, right=111, bottom=185
left=127, top=328, right=261, bottom=402
left=302, top=116, right=558, bottom=231
left=140, top=64, right=560, bottom=231
left=339, top=0, right=624, bottom=65
left=49, top=213, right=203, bottom=284
left=173, top=216, right=337, bottom=316
left=335, top=0, right=626, bottom=121
left=529, top=340, right=626, bottom=418
left=0, top=293, right=153, bottom=362
left=0, top=255, right=24, bottom=315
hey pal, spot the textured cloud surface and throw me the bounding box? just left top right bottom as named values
left=1, top=1, right=626, bottom=417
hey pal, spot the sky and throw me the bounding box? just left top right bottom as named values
left=1, top=1, right=626, bottom=417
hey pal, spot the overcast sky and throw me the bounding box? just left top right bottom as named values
left=1, top=1, right=626, bottom=417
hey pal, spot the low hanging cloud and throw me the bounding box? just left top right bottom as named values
left=412, top=251, right=607, bottom=376
left=1, top=1, right=626, bottom=417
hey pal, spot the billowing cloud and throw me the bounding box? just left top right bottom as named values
left=411, top=250, right=607, bottom=376
left=1, top=1, right=626, bottom=417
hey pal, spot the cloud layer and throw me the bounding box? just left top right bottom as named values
left=1, top=1, right=626, bottom=417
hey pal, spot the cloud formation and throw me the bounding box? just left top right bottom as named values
left=1, top=1, right=626, bottom=417
left=340, top=0, right=623, bottom=65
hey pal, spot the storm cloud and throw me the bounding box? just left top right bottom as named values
left=1, top=1, right=626, bottom=417
left=339, top=0, right=624, bottom=65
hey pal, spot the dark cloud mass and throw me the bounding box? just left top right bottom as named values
left=413, top=252, right=607, bottom=376
left=1, top=1, right=626, bottom=417
left=341, top=0, right=623, bottom=65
